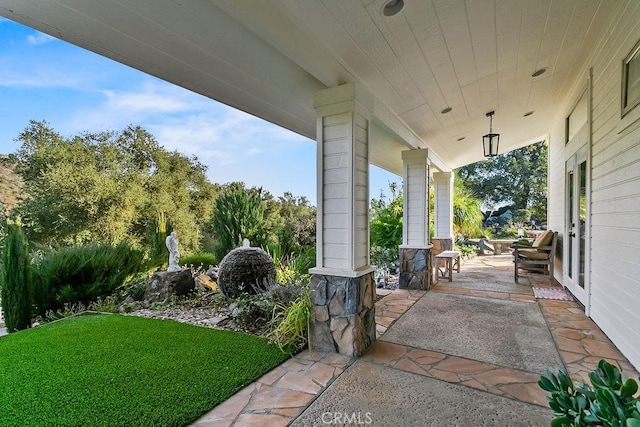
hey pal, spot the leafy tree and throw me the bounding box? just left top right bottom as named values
left=12, top=120, right=218, bottom=253
left=453, top=173, right=484, bottom=238
left=274, top=192, right=316, bottom=256
left=146, top=211, right=173, bottom=268
left=1, top=220, right=31, bottom=332
left=457, top=141, right=548, bottom=221
left=212, top=182, right=269, bottom=260
left=370, top=184, right=403, bottom=268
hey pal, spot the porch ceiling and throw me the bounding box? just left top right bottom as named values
left=0, top=0, right=615, bottom=173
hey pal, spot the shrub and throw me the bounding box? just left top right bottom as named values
left=181, top=252, right=217, bottom=269
left=1, top=221, right=32, bottom=332
left=538, top=359, right=640, bottom=426
left=212, top=183, right=268, bottom=262
left=31, top=241, right=145, bottom=315
left=229, top=282, right=308, bottom=336
left=268, top=288, right=311, bottom=354
left=146, top=211, right=172, bottom=268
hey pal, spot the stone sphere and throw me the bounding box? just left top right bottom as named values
left=217, top=246, right=276, bottom=298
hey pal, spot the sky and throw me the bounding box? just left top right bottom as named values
left=0, top=17, right=400, bottom=205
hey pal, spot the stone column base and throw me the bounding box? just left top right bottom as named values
left=399, top=246, right=433, bottom=290
left=309, top=271, right=376, bottom=357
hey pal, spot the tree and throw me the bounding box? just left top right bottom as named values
left=274, top=192, right=316, bottom=256
left=13, top=120, right=218, bottom=253
left=1, top=220, right=31, bottom=332
left=453, top=173, right=484, bottom=238
left=370, top=184, right=403, bottom=268
left=212, top=182, right=269, bottom=261
left=457, top=141, right=548, bottom=221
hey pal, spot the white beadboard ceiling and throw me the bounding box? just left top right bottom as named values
left=0, top=0, right=616, bottom=173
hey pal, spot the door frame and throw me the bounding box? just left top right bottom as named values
left=563, top=72, right=592, bottom=313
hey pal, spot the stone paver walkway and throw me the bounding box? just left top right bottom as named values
left=194, top=254, right=639, bottom=426
left=192, top=289, right=424, bottom=426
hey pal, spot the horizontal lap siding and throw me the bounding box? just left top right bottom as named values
left=322, top=113, right=350, bottom=270
left=589, top=1, right=640, bottom=369
left=434, top=177, right=451, bottom=237
left=406, top=163, right=426, bottom=245
left=354, top=112, right=369, bottom=268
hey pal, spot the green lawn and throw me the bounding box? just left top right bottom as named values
left=0, top=314, right=289, bottom=426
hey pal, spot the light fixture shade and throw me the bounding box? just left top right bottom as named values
left=483, top=132, right=500, bottom=157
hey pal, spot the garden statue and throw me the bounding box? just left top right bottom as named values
left=165, top=231, right=180, bottom=271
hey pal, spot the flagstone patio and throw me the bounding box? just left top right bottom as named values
left=193, top=254, right=639, bottom=426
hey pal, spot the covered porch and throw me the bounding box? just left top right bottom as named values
left=194, top=255, right=639, bottom=425
left=1, top=0, right=639, bottom=372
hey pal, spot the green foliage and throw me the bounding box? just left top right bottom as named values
left=229, top=282, right=308, bottom=335
left=268, top=288, right=312, bottom=354
left=180, top=252, right=218, bottom=269
left=0, top=315, right=289, bottom=426
left=538, top=359, right=640, bottom=426
left=513, top=208, right=532, bottom=224
left=117, top=271, right=149, bottom=301
left=1, top=221, right=32, bottom=332
left=30, top=241, right=145, bottom=315
left=453, top=172, right=484, bottom=238
left=13, top=120, right=219, bottom=252
left=370, top=183, right=403, bottom=269
left=146, top=211, right=172, bottom=268
left=273, top=192, right=316, bottom=256
left=212, top=182, right=269, bottom=260
left=458, top=140, right=548, bottom=220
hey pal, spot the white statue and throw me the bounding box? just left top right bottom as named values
left=165, top=231, right=180, bottom=272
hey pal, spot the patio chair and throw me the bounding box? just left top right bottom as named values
left=513, top=230, right=557, bottom=285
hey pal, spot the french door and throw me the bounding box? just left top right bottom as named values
left=565, top=148, right=589, bottom=306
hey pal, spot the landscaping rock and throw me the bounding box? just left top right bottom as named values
left=145, top=269, right=195, bottom=302
left=195, top=274, right=217, bottom=292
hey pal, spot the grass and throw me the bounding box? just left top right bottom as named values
left=0, top=314, right=290, bottom=426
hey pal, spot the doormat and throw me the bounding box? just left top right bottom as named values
left=533, top=287, right=574, bottom=301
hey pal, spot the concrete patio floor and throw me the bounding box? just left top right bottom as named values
left=194, top=254, right=639, bottom=426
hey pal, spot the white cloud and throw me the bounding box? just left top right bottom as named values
left=27, top=31, right=56, bottom=46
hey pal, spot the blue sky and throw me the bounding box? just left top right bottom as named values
left=0, top=18, right=399, bottom=205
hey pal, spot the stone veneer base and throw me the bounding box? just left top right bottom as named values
left=309, top=271, right=376, bottom=357
left=399, top=246, right=433, bottom=290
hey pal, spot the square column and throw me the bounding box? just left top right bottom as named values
left=399, top=149, right=433, bottom=290
left=309, top=83, right=375, bottom=356
left=433, top=171, right=454, bottom=240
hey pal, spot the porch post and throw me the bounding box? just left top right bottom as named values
left=432, top=171, right=455, bottom=252
left=399, top=149, right=433, bottom=290
left=308, top=82, right=376, bottom=357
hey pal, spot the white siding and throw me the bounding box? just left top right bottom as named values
left=318, top=109, right=370, bottom=272
left=353, top=112, right=369, bottom=269
left=433, top=172, right=453, bottom=238
left=547, top=0, right=640, bottom=369
left=404, top=162, right=428, bottom=246
left=322, top=112, right=351, bottom=270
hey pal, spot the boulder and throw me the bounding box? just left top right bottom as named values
left=145, top=269, right=195, bottom=301
left=195, top=274, right=217, bottom=292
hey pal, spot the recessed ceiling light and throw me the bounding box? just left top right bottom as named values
left=382, top=0, right=404, bottom=17
left=524, top=111, right=534, bottom=117
left=457, top=137, right=466, bottom=141
left=440, top=107, right=452, bottom=114
left=532, top=68, right=547, bottom=77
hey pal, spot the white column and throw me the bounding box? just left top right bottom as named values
left=433, top=171, right=454, bottom=239
left=309, top=82, right=374, bottom=278
left=401, top=149, right=430, bottom=247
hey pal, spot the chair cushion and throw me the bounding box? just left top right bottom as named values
left=532, top=230, right=554, bottom=248
left=518, top=248, right=551, bottom=260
